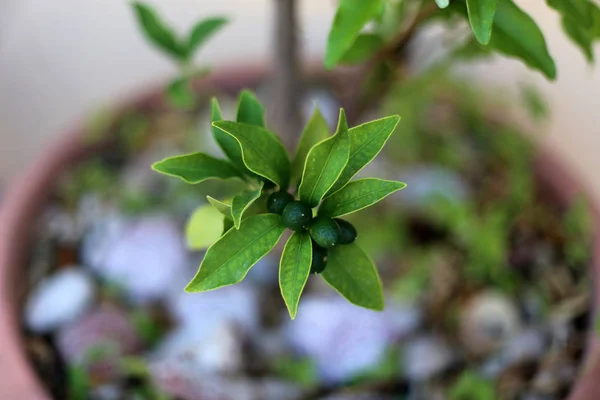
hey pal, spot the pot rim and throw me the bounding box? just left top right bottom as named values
left=0, top=65, right=598, bottom=399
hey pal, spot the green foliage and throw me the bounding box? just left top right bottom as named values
left=547, top=0, right=600, bottom=62
left=299, top=110, right=350, bottom=207
left=321, top=243, right=385, bottom=310
left=152, top=152, right=243, bottom=184
left=320, top=178, right=406, bottom=218
left=449, top=371, right=497, bottom=400
left=280, top=231, right=313, bottom=319
left=152, top=94, right=401, bottom=314
left=465, top=0, right=498, bottom=45
left=187, top=17, right=229, bottom=55
left=325, top=0, right=384, bottom=69
left=563, top=196, right=593, bottom=266
left=340, top=34, right=385, bottom=64
left=272, top=356, right=319, bottom=387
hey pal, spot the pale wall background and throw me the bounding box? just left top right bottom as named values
left=0, top=1, right=599, bottom=197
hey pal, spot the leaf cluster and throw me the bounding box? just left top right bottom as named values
left=153, top=92, right=405, bottom=318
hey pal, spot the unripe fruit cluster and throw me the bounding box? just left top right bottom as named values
left=267, top=191, right=358, bottom=274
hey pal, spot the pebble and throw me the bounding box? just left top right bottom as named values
left=284, top=296, right=419, bottom=383
left=25, top=268, right=95, bottom=333
left=403, top=335, right=454, bottom=381
left=460, top=290, right=522, bottom=356
left=83, top=214, right=189, bottom=303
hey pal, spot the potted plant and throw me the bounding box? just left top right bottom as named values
left=1, top=0, right=599, bottom=399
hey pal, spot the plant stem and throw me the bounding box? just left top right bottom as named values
left=272, top=0, right=303, bottom=140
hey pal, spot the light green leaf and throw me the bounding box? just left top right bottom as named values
left=186, top=204, right=226, bottom=250
left=212, top=121, right=291, bottom=189
left=132, top=2, right=187, bottom=60
left=231, top=181, right=264, bottom=229
left=166, top=77, right=196, bottom=109
left=292, top=107, right=330, bottom=185
left=279, top=232, right=313, bottom=319
left=340, top=34, right=385, bottom=64
left=466, top=0, right=498, bottom=45
left=299, top=110, right=350, bottom=207
left=487, top=0, right=557, bottom=79
left=186, top=214, right=285, bottom=292
left=188, top=17, right=228, bottom=55
left=327, top=115, right=400, bottom=195
left=320, top=178, right=406, bottom=217
left=436, top=0, right=450, bottom=8
left=207, top=196, right=232, bottom=217
left=237, top=90, right=266, bottom=127
left=547, top=0, right=600, bottom=62
left=325, top=0, right=384, bottom=69
left=321, top=243, right=384, bottom=310
left=152, top=152, right=242, bottom=184
left=210, top=98, right=250, bottom=175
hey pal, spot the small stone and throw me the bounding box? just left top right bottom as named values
left=403, top=336, right=454, bottom=381
left=460, top=291, right=522, bottom=356
left=394, top=165, right=469, bottom=209
left=284, top=296, right=419, bottom=383
left=83, top=214, right=188, bottom=304
left=25, top=268, right=96, bottom=333
left=56, top=306, right=141, bottom=379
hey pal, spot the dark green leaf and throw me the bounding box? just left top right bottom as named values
left=547, top=0, right=600, bottom=62
left=321, top=243, right=384, bottom=310
left=325, top=0, right=384, bottom=69
left=210, top=98, right=249, bottom=175
left=166, top=77, right=196, bottom=109
left=327, top=115, right=400, bottom=195
left=340, top=34, right=385, bottom=64
left=188, top=17, right=228, bottom=55
left=231, top=181, right=264, bottom=229
left=487, top=0, right=556, bottom=79
left=186, top=204, right=227, bottom=250
left=299, top=110, right=350, bottom=207
left=132, top=2, right=187, bottom=60
left=279, top=231, right=313, bottom=319
left=212, top=121, right=291, bottom=189
left=237, top=90, right=266, bottom=127
left=320, top=178, right=406, bottom=217
left=466, top=0, right=498, bottom=45
left=186, top=214, right=285, bottom=292
left=292, top=107, right=330, bottom=185
left=152, top=152, right=242, bottom=184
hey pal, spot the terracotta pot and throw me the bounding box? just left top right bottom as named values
left=0, top=67, right=598, bottom=399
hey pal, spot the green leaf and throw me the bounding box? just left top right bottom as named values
left=327, top=115, right=400, bottom=195
left=299, top=110, right=350, bottom=207
left=487, top=0, right=556, bottom=79
left=211, top=98, right=250, bottom=175
left=188, top=17, right=228, bottom=55
left=186, top=214, right=285, bottom=292
left=340, top=34, right=385, bottom=64
left=325, top=0, right=384, bottom=69
left=547, top=0, right=600, bottom=62
left=186, top=204, right=226, bottom=250
left=321, top=243, right=384, bottom=310
left=132, top=2, right=187, bottom=60
left=207, top=195, right=232, bottom=217
left=152, top=152, right=242, bottom=184
left=320, top=178, right=406, bottom=217
left=279, top=232, right=313, bottom=319
left=237, top=90, right=266, bottom=127
left=212, top=121, right=291, bottom=189
left=231, top=182, right=264, bottom=229
left=436, top=0, right=450, bottom=8
left=466, top=0, right=498, bottom=45
left=166, top=77, right=196, bottom=109
left=292, top=107, right=330, bottom=185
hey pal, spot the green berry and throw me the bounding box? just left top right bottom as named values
left=267, top=191, right=294, bottom=214
left=309, top=217, right=341, bottom=248
left=310, top=242, right=328, bottom=274
left=282, top=201, right=313, bottom=231
left=334, top=218, right=357, bottom=244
